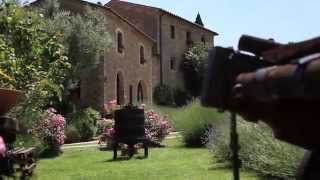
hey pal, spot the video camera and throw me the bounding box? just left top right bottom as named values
left=201, top=46, right=273, bottom=110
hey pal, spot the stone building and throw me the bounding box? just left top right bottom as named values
left=31, top=0, right=218, bottom=110
left=106, top=0, right=218, bottom=89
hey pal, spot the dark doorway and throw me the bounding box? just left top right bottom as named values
left=116, top=73, right=125, bottom=105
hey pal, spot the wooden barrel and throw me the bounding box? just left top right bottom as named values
left=114, top=108, right=145, bottom=139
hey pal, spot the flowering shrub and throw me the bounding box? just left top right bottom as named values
left=103, top=100, right=119, bottom=116
left=0, top=136, right=6, bottom=157
left=144, top=110, right=172, bottom=142
left=98, top=105, right=172, bottom=145
left=32, top=108, right=66, bottom=149
left=97, top=118, right=114, bottom=144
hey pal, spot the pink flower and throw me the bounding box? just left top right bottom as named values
left=0, top=136, right=6, bottom=157
left=46, top=107, right=57, bottom=113
left=32, top=108, right=66, bottom=147
left=103, top=103, right=108, bottom=111
left=139, top=104, right=146, bottom=109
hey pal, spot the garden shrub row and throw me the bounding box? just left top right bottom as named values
left=172, top=100, right=305, bottom=179
left=207, top=117, right=305, bottom=179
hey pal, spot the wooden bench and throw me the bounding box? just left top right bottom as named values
left=7, top=147, right=36, bottom=178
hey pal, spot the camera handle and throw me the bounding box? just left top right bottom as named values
left=230, top=112, right=241, bottom=180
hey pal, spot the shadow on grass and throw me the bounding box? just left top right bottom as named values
left=39, top=148, right=62, bottom=159
left=103, top=155, right=148, bottom=162
left=98, top=146, right=112, bottom=151
left=105, top=157, right=130, bottom=162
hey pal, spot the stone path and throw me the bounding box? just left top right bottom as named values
left=62, top=132, right=181, bottom=150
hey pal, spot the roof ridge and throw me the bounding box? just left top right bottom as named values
left=105, top=0, right=218, bottom=35
left=105, top=0, right=160, bottom=11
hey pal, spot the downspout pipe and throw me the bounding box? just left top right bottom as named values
left=159, top=12, right=164, bottom=85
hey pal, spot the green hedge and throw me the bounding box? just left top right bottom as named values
left=153, top=84, right=174, bottom=106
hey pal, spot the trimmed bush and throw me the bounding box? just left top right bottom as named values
left=70, top=108, right=100, bottom=142
left=172, top=101, right=225, bottom=147
left=65, top=125, right=81, bottom=144
left=173, top=88, right=192, bottom=107
left=153, top=84, right=174, bottom=106
left=207, top=117, right=305, bottom=179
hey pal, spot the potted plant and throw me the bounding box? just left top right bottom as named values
left=0, top=70, right=23, bottom=116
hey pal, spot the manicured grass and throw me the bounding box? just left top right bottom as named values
left=33, top=138, right=258, bottom=180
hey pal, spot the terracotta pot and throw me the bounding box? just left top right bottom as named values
left=0, top=88, right=23, bottom=116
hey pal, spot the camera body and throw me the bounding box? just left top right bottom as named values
left=201, top=46, right=273, bottom=110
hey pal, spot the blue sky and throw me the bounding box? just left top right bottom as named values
left=28, top=0, right=320, bottom=47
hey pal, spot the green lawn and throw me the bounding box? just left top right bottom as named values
left=33, top=139, right=258, bottom=180
left=152, top=105, right=179, bottom=118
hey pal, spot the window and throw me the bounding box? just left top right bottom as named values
left=186, top=31, right=193, bottom=46
left=137, top=82, right=144, bottom=102
left=140, top=45, right=146, bottom=64
left=117, top=31, right=124, bottom=53
left=170, top=25, right=175, bottom=39
left=129, top=85, right=133, bottom=105
left=201, top=36, right=206, bottom=44
left=100, top=55, right=104, bottom=62
left=170, top=57, right=176, bottom=70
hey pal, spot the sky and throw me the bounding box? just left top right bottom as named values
left=27, top=0, right=320, bottom=47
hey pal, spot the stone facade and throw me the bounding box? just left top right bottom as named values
left=33, top=0, right=155, bottom=109
left=32, top=0, right=218, bottom=110
left=106, top=0, right=218, bottom=89
left=161, top=13, right=216, bottom=88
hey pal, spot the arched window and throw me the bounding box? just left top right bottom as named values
left=117, top=32, right=124, bottom=53
left=140, top=46, right=145, bottom=64
left=116, top=72, right=125, bottom=105
left=137, top=82, right=144, bottom=102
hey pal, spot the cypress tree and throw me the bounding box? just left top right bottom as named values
left=195, top=12, right=204, bottom=26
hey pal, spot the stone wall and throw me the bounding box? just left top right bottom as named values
left=106, top=1, right=216, bottom=91
left=101, top=9, right=154, bottom=107
left=161, top=14, right=214, bottom=89
left=57, top=0, right=154, bottom=109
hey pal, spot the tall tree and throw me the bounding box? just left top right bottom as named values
left=181, top=43, right=208, bottom=97
left=42, top=0, right=112, bottom=80
left=195, top=12, right=204, bottom=27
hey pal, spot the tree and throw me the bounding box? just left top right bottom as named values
left=195, top=12, right=204, bottom=27
left=181, top=43, right=208, bottom=97
left=0, top=1, right=70, bottom=105
left=0, top=1, right=71, bottom=131
left=42, top=0, right=112, bottom=81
